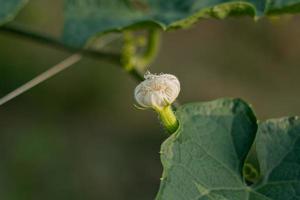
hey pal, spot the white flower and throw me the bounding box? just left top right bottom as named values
left=134, top=72, right=180, bottom=110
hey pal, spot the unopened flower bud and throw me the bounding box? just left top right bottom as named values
left=134, top=72, right=180, bottom=133
left=134, top=71, right=180, bottom=111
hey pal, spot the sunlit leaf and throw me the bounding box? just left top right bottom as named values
left=63, top=0, right=300, bottom=47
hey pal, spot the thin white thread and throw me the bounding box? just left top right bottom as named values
left=0, top=35, right=121, bottom=106
left=0, top=54, right=82, bottom=106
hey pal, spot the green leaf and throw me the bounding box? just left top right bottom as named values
left=0, top=0, right=28, bottom=25
left=156, top=98, right=300, bottom=200
left=63, top=0, right=300, bottom=47
left=254, top=117, right=300, bottom=200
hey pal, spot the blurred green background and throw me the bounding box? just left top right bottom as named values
left=1, top=0, right=300, bottom=199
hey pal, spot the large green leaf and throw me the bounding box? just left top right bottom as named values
left=156, top=98, right=300, bottom=200
left=254, top=117, right=300, bottom=200
left=0, top=0, right=28, bottom=25
left=63, top=0, right=300, bottom=47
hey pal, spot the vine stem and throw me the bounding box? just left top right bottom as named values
left=0, top=54, right=82, bottom=106
left=0, top=23, right=121, bottom=65
left=0, top=23, right=146, bottom=80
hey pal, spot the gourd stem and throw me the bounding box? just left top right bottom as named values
left=157, top=105, right=179, bottom=134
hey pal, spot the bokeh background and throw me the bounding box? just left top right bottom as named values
left=1, top=0, right=300, bottom=199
